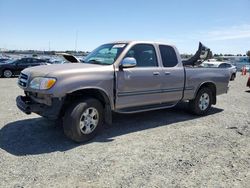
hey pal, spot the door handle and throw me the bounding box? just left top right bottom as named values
left=153, top=72, right=160, bottom=76
left=165, top=72, right=171, bottom=75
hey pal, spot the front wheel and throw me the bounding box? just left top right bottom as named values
left=3, top=69, right=13, bottom=78
left=189, top=87, right=212, bottom=116
left=63, top=98, right=104, bottom=142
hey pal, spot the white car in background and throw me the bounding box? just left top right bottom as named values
left=202, top=59, right=237, bottom=81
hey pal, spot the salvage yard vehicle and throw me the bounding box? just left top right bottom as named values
left=16, top=41, right=231, bottom=142
left=0, top=58, right=50, bottom=78
left=201, top=60, right=237, bottom=81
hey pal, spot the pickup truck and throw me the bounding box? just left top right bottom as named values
left=16, top=41, right=230, bottom=142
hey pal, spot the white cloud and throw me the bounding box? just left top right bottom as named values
left=173, top=24, right=250, bottom=54
left=202, top=24, right=250, bottom=41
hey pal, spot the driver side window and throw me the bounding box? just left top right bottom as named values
left=125, top=44, right=158, bottom=67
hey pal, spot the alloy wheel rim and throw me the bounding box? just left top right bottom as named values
left=199, top=93, right=210, bottom=111
left=79, top=107, right=99, bottom=134
left=4, top=70, right=12, bottom=78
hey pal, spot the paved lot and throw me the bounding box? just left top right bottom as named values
left=0, top=73, right=250, bottom=188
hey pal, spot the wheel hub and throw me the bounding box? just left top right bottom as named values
left=4, top=70, right=12, bottom=78
left=79, top=107, right=99, bottom=134
left=199, top=93, right=210, bottom=111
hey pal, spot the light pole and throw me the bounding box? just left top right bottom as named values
left=75, top=30, right=78, bottom=53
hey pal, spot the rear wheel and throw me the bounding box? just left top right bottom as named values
left=3, top=69, right=13, bottom=78
left=63, top=98, right=104, bottom=142
left=189, top=87, right=212, bottom=115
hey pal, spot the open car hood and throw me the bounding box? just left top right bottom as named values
left=56, top=53, right=80, bottom=63
left=182, top=42, right=212, bottom=66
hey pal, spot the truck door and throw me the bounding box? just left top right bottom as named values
left=159, top=45, right=185, bottom=103
left=116, top=44, right=163, bottom=109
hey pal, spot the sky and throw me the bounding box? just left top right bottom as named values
left=0, top=0, right=250, bottom=54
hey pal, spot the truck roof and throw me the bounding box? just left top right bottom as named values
left=111, top=40, right=176, bottom=47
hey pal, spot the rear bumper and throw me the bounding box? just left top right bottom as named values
left=16, top=95, right=63, bottom=119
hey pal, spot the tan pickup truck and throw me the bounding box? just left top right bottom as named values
left=16, top=41, right=230, bottom=142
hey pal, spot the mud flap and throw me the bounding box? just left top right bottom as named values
left=104, top=104, right=112, bottom=125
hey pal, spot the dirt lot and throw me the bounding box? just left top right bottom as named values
left=0, top=73, right=250, bottom=188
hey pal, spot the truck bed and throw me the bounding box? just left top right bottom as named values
left=183, top=67, right=230, bottom=100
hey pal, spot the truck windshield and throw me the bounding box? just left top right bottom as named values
left=83, top=43, right=127, bottom=65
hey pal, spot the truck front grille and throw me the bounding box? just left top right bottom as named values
left=18, top=73, right=29, bottom=88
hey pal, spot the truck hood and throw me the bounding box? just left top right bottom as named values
left=22, top=63, right=110, bottom=78
left=20, top=62, right=115, bottom=98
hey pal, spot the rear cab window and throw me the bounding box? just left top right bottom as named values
left=159, top=45, right=178, bottom=67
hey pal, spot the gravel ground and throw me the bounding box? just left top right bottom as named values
left=0, top=73, right=250, bottom=188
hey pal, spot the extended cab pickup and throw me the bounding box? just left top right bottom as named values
left=16, top=41, right=230, bottom=142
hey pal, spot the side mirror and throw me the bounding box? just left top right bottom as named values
left=120, top=57, right=137, bottom=68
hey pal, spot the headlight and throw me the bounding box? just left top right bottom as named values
left=29, top=77, right=56, bottom=90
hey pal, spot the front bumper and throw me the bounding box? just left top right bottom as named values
left=16, top=95, right=63, bottom=119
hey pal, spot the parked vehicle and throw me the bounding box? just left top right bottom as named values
left=201, top=60, right=237, bottom=80
left=16, top=41, right=230, bottom=142
left=222, top=56, right=250, bottom=71
left=0, top=58, right=50, bottom=78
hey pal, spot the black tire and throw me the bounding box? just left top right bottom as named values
left=230, top=74, right=236, bottom=81
left=63, top=98, right=104, bottom=142
left=3, top=69, right=13, bottom=78
left=189, top=87, right=212, bottom=116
